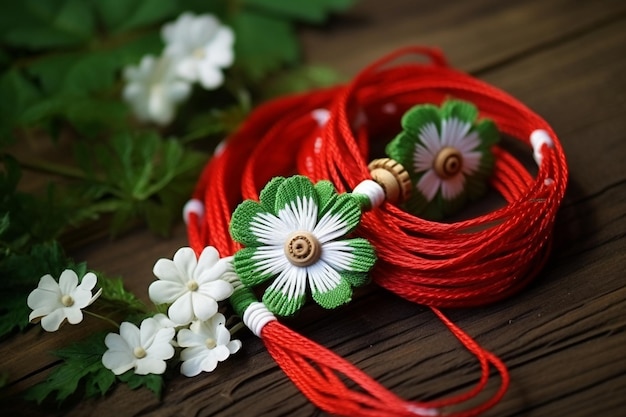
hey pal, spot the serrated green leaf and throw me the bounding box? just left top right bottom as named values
left=98, top=276, right=146, bottom=314
left=24, top=332, right=112, bottom=404
left=117, top=370, right=164, bottom=398
left=231, top=12, right=299, bottom=81
left=242, top=0, right=354, bottom=24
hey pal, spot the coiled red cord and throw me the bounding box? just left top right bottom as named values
left=185, top=47, right=567, bottom=416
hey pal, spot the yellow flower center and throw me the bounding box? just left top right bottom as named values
left=193, top=48, right=206, bottom=59
left=284, top=231, right=321, bottom=267
left=434, top=146, right=463, bottom=178
left=61, top=294, right=74, bottom=307
left=187, top=280, right=199, bottom=291
left=133, top=346, right=147, bottom=359
left=205, top=338, right=217, bottom=349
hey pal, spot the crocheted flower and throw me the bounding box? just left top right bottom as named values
left=102, top=317, right=175, bottom=375
left=122, top=55, right=192, bottom=125
left=177, top=313, right=242, bottom=377
left=149, top=247, right=234, bottom=325
left=27, top=270, right=101, bottom=332
left=162, top=12, right=234, bottom=90
left=230, top=176, right=376, bottom=316
left=386, top=100, right=499, bottom=219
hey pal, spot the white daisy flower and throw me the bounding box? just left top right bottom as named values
left=102, top=317, right=175, bottom=375
left=148, top=247, right=234, bottom=325
left=177, top=313, right=242, bottom=377
left=385, top=100, right=499, bottom=219
left=122, top=55, right=192, bottom=125
left=27, top=270, right=102, bottom=332
left=162, top=12, right=235, bottom=90
left=230, top=176, right=376, bottom=316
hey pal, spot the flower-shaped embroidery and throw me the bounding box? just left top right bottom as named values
left=162, top=12, right=234, bottom=90
left=177, top=313, right=242, bottom=377
left=230, top=176, right=376, bottom=316
left=149, top=246, right=234, bottom=325
left=102, top=317, right=175, bottom=375
left=122, top=55, right=192, bottom=126
left=386, top=100, right=499, bottom=219
left=27, top=270, right=101, bottom=332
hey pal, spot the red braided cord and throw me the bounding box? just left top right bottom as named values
left=185, top=47, right=567, bottom=416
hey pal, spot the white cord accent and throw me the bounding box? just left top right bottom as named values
left=214, top=139, right=228, bottom=156
left=183, top=199, right=204, bottom=224
left=530, top=129, right=554, bottom=166
left=311, top=108, right=330, bottom=126
left=407, top=405, right=440, bottom=416
left=243, top=302, right=277, bottom=338
left=353, top=179, right=386, bottom=209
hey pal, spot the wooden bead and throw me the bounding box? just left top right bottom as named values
left=368, top=158, right=412, bottom=204
left=284, top=232, right=321, bottom=267
left=434, top=147, right=463, bottom=178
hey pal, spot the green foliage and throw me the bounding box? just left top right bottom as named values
left=0, top=0, right=355, bottom=408
left=0, top=241, right=86, bottom=338
left=24, top=333, right=115, bottom=404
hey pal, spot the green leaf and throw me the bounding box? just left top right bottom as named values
left=90, top=0, right=178, bottom=33
left=231, top=11, right=299, bottom=81
left=262, top=65, right=342, bottom=97
left=0, top=0, right=94, bottom=49
left=98, top=276, right=147, bottom=314
left=24, top=333, right=113, bottom=404
left=117, top=370, right=164, bottom=398
left=0, top=69, right=41, bottom=144
left=242, top=0, right=354, bottom=24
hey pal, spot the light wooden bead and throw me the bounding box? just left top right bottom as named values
left=368, top=158, right=412, bottom=204
left=284, top=231, right=321, bottom=267
left=434, top=147, right=463, bottom=178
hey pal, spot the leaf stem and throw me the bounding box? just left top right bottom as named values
left=229, top=321, right=246, bottom=336
left=20, top=158, right=87, bottom=181
left=84, top=310, right=120, bottom=329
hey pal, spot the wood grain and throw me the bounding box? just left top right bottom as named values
left=1, top=0, right=625, bottom=416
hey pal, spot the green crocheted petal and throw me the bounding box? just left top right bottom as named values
left=475, top=119, right=500, bottom=148
left=230, top=200, right=268, bottom=246
left=385, top=131, right=417, bottom=178
left=258, top=176, right=286, bottom=212
left=400, top=103, right=441, bottom=136
left=441, top=100, right=478, bottom=125
left=314, top=180, right=338, bottom=216
left=311, top=277, right=352, bottom=309
left=345, top=238, right=377, bottom=273
left=263, top=288, right=305, bottom=316
left=320, top=192, right=363, bottom=238
left=339, top=271, right=370, bottom=287
left=233, top=247, right=274, bottom=287
left=274, top=175, right=318, bottom=216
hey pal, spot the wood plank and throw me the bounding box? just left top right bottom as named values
left=1, top=0, right=625, bottom=416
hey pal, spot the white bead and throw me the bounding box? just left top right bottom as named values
left=530, top=129, right=554, bottom=166
left=183, top=199, right=204, bottom=224
left=311, top=109, right=330, bottom=126
left=243, top=302, right=277, bottom=338
left=353, top=179, right=386, bottom=209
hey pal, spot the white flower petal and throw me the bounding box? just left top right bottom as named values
left=148, top=279, right=186, bottom=304
left=227, top=339, right=242, bottom=354
left=313, top=211, right=349, bottom=243
left=190, top=293, right=218, bottom=321
left=441, top=118, right=471, bottom=148
left=173, top=247, right=198, bottom=283
left=168, top=292, right=195, bottom=324
left=104, top=332, right=131, bottom=352
left=307, top=259, right=341, bottom=294
left=320, top=241, right=355, bottom=271
left=198, top=279, right=233, bottom=301
left=197, top=63, right=223, bottom=90
left=102, top=348, right=135, bottom=375
left=119, top=322, right=141, bottom=349
left=212, top=345, right=230, bottom=362
left=205, top=28, right=235, bottom=67
left=417, top=169, right=441, bottom=202
left=250, top=212, right=291, bottom=245
left=418, top=122, right=442, bottom=156
left=441, top=175, right=466, bottom=200
left=215, top=325, right=231, bottom=346
left=64, top=307, right=83, bottom=325
left=40, top=309, right=66, bottom=332
left=267, top=264, right=306, bottom=300
left=455, top=131, right=480, bottom=154
left=177, top=328, right=203, bottom=348
left=153, top=258, right=185, bottom=284
left=195, top=256, right=227, bottom=283
left=180, top=352, right=207, bottom=377
left=462, top=151, right=482, bottom=175
left=252, top=246, right=290, bottom=277
left=76, top=272, right=97, bottom=292
left=135, top=357, right=166, bottom=375
left=58, top=270, right=78, bottom=295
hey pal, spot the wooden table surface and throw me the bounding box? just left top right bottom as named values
left=2, top=0, right=625, bottom=416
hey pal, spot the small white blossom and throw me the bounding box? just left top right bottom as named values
left=122, top=55, right=192, bottom=125
left=27, top=270, right=101, bottom=332
left=162, top=12, right=234, bottom=90
left=102, top=317, right=175, bottom=375
left=149, top=246, right=234, bottom=325
left=177, top=313, right=242, bottom=377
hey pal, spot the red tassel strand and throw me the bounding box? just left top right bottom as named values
left=185, top=47, right=567, bottom=416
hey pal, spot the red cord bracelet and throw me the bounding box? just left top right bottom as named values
left=184, top=46, right=567, bottom=417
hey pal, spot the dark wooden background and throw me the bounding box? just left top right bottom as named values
left=1, top=0, right=625, bottom=415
